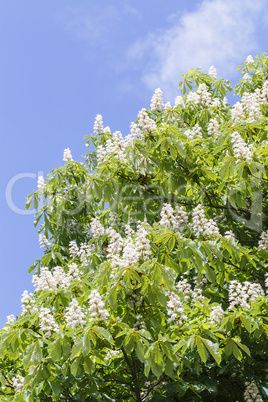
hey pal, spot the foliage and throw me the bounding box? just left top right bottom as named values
left=1, top=55, right=268, bottom=401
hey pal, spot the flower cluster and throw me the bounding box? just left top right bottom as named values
left=241, top=91, right=261, bottom=123
left=192, top=205, right=220, bottom=237
left=79, top=243, right=92, bottom=265
left=90, top=217, right=105, bottom=238
left=246, top=55, right=254, bottom=64
left=39, top=307, right=59, bottom=336
left=184, top=124, right=202, bottom=140
left=208, top=66, right=217, bottom=78
left=125, top=122, right=141, bottom=146
left=230, top=131, right=253, bottom=163
left=150, top=88, right=164, bottom=112
left=258, top=230, right=268, bottom=251
left=37, top=176, right=45, bottom=191
left=88, top=290, right=109, bottom=322
left=175, top=95, right=184, bottom=106
left=167, top=291, right=187, bottom=325
left=229, top=280, right=265, bottom=309
left=196, top=83, right=212, bottom=105
left=159, top=203, right=188, bottom=232
left=232, top=88, right=262, bottom=124
left=6, top=314, right=15, bottom=325
left=107, top=222, right=152, bottom=272
left=137, top=108, right=157, bottom=133
left=210, top=305, right=224, bottom=324
left=65, top=298, right=86, bottom=328
left=21, top=290, right=38, bottom=315
left=265, top=273, right=268, bottom=290
left=105, top=349, right=121, bottom=360
left=135, top=223, right=152, bottom=260
left=207, top=118, right=220, bottom=137
left=97, top=131, right=127, bottom=164
left=261, top=80, right=268, bottom=103
left=244, top=381, right=263, bottom=402
left=93, top=114, right=104, bottom=134
left=38, top=233, right=50, bottom=249
left=12, top=375, right=24, bottom=392
left=33, top=265, right=80, bottom=291
left=69, top=240, right=79, bottom=258
left=225, top=230, right=236, bottom=241
left=63, top=148, right=73, bottom=162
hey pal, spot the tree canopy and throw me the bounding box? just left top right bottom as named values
left=1, top=54, right=268, bottom=401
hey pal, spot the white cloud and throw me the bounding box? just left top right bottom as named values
left=64, top=5, right=120, bottom=47
left=127, top=0, right=268, bottom=99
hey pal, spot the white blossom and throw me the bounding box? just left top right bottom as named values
left=137, top=108, right=157, bottom=133
left=244, top=381, right=263, bottom=402
left=37, top=176, right=45, bottom=191
left=261, top=81, right=268, bottom=103
left=196, top=83, right=212, bottom=106
left=246, top=55, right=254, bottom=64
left=39, top=307, right=59, bottom=336
left=210, top=305, right=224, bottom=324
left=230, top=131, right=253, bottom=163
left=12, top=375, right=24, bottom=392
left=207, top=118, right=220, bottom=137
left=229, top=280, right=265, bottom=310
left=97, top=132, right=127, bottom=163
left=231, top=102, right=244, bottom=122
left=243, top=73, right=251, bottom=81
left=33, top=267, right=57, bottom=291
left=79, top=242, right=92, bottom=265
left=125, top=122, right=141, bottom=146
left=93, top=114, right=104, bottom=134
left=105, top=349, right=121, bottom=360
left=63, top=148, right=73, bottom=162
left=265, top=273, right=268, bottom=290
left=175, top=279, right=193, bottom=302
left=175, top=96, right=184, bottom=106
left=90, top=217, right=105, bottom=238
left=107, top=228, right=124, bottom=260
left=88, top=290, right=109, bottom=322
left=224, top=230, right=236, bottom=241
left=159, top=203, right=188, bottom=232
left=258, top=231, right=268, bottom=251
left=6, top=314, right=15, bottom=325
left=208, top=66, right=217, bottom=78
left=150, top=88, right=164, bottom=111
left=21, top=290, right=38, bottom=315
left=97, top=145, right=106, bottom=164
left=164, top=101, right=171, bottom=109
left=184, top=124, right=202, bottom=140
left=211, top=98, right=221, bottom=108
left=135, top=223, right=151, bottom=260
left=192, top=205, right=220, bottom=237
left=33, top=265, right=79, bottom=291
left=39, top=233, right=50, bottom=249
left=187, top=91, right=200, bottom=104
left=167, top=291, right=187, bottom=325
left=69, top=240, right=79, bottom=258
left=65, top=299, right=86, bottom=328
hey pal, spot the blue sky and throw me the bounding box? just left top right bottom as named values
left=1, top=0, right=268, bottom=327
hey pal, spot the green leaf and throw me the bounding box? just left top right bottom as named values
left=93, top=326, right=114, bottom=345
left=48, top=338, right=62, bottom=362
left=84, top=356, right=94, bottom=374
left=196, top=337, right=209, bottom=363
left=24, top=341, right=42, bottom=368
left=70, top=338, right=82, bottom=361
left=201, top=338, right=221, bottom=365
left=71, top=356, right=82, bottom=377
